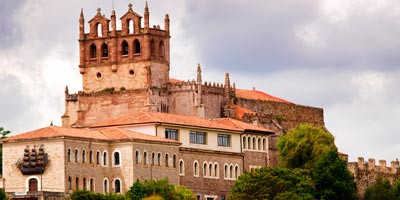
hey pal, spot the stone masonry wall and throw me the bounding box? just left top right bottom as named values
left=74, top=89, right=149, bottom=127
left=179, top=148, right=243, bottom=199
left=348, top=157, right=400, bottom=198
left=3, top=139, right=66, bottom=193
left=238, top=98, right=324, bottom=132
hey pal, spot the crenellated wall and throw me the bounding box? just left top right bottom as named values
left=348, top=157, right=400, bottom=197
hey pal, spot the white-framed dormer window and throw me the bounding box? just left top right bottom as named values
left=112, top=150, right=121, bottom=167
left=179, top=159, right=185, bottom=176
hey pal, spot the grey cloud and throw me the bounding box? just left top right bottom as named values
left=182, top=0, right=400, bottom=74
left=0, top=0, right=26, bottom=49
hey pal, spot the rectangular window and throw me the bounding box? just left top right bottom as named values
left=165, top=128, right=179, bottom=141
left=218, top=134, right=230, bottom=147
left=190, top=131, right=206, bottom=144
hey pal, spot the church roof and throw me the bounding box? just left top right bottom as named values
left=2, top=126, right=179, bottom=144
left=92, top=111, right=274, bottom=134
left=235, top=89, right=291, bottom=103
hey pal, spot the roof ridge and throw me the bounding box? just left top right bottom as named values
left=96, top=128, right=112, bottom=140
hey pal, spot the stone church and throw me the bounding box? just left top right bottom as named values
left=2, top=3, right=324, bottom=200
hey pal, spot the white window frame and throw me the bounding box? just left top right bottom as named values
left=112, top=150, right=122, bottom=167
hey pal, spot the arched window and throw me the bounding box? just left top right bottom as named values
left=75, top=177, right=79, bottom=190
left=263, top=138, right=266, bottom=151
left=90, top=178, right=94, bottom=191
left=143, top=152, right=147, bottom=165
left=157, top=153, right=161, bottom=166
left=173, top=155, right=177, bottom=168
left=243, top=136, right=246, bottom=149
left=75, top=149, right=79, bottom=163
left=114, top=151, right=120, bottom=166
left=248, top=137, right=251, bottom=150
left=150, top=39, right=155, bottom=56
left=128, top=19, right=134, bottom=34
left=97, top=23, right=103, bottom=37
left=179, top=160, right=184, bottom=175
left=103, top=151, right=108, bottom=166
left=135, top=151, right=140, bottom=164
left=67, top=149, right=71, bottom=162
left=89, top=151, right=93, bottom=164
left=252, top=138, right=256, bottom=150
left=28, top=178, right=38, bottom=192
left=235, top=166, right=239, bottom=178
left=134, top=39, right=141, bottom=54
left=203, top=162, right=207, bottom=176
left=230, top=165, right=233, bottom=178
left=90, top=44, right=97, bottom=59
left=159, top=41, right=165, bottom=57
left=224, top=164, right=228, bottom=178
left=101, top=43, right=108, bottom=57
left=193, top=161, right=199, bottom=176
left=114, top=179, right=121, bottom=193
left=209, top=163, right=212, bottom=177
left=258, top=138, right=261, bottom=150
left=103, top=178, right=108, bottom=193
left=82, top=150, right=86, bottom=163
left=151, top=152, right=155, bottom=165
left=83, top=178, right=87, bottom=190
left=68, top=177, right=72, bottom=190
left=165, top=154, right=169, bottom=167
left=96, top=151, right=100, bottom=165
left=122, top=41, right=129, bottom=55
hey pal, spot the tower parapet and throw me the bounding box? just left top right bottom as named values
left=78, top=3, right=170, bottom=93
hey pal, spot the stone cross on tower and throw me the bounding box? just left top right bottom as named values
left=128, top=3, right=133, bottom=11
left=97, top=8, right=101, bottom=15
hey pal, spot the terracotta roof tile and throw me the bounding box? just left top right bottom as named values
left=212, top=118, right=274, bottom=133
left=2, top=126, right=178, bottom=144
left=169, top=78, right=183, bottom=84
left=97, top=127, right=179, bottom=143
left=235, top=89, right=291, bottom=103
left=92, top=111, right=243, bottom=132
left=233, top=105, right=255, bottom=119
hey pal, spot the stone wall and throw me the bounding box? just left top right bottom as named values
left=238, top=98, right=324, bottom=133
left=3, top=139, right=66, bottom=194
left=179, top=148, right=243, bottom=199
left=348, top=157, right=400, bottom=198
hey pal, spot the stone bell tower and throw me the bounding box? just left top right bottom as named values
left=62, top=3, right=171, bottom=127
left=78, top=3, right=170, bottom=93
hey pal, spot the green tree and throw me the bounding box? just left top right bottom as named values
left=364, top=176, right=395, bottom=200
left=312, top=150, right=357, bottom=200
left=126, top=180, right=146, bottom=200
left=174, top=186, right=196, bottom=200
left=229, top=167, right=315, bottom=200
left=393, top=179, right=400, bottom=200
left=0, top=127, right=10, bottom=176
left=126, top=179, right=196, bottom=200
left=277, top=123, right=336, bottom=169
left=0, top=127, right=10, bottom=140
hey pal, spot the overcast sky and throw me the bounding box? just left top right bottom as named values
left=1, top=0, right=400, bottom=163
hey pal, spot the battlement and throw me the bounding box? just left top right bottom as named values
left=349, top=157, right=400, bottom=174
